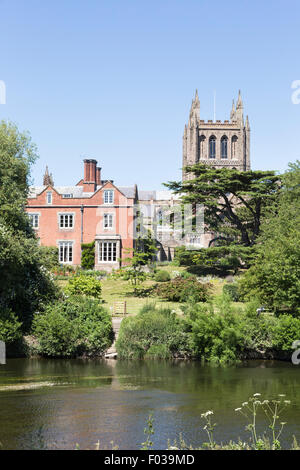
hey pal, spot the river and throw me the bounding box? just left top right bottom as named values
left=0, top=358, right=299, bottom=450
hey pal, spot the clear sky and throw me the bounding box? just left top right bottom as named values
left=0, top=0, right=300, bottom=189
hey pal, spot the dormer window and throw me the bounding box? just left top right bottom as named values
left=46, top=191, right=52, bottom=204
left=104, top=190, right=114, bottom=204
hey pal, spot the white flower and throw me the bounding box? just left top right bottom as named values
left=242, top=402, right=248, bottom=407
left=253, top=393, right=261, bottom=397
left=235, top=408, right=242, bottom=412
left=278, top=394, right=286, bottom=397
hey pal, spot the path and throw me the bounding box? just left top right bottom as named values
left=105, top=317, right=123, bottom=359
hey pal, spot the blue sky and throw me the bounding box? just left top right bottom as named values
left=0, top=0, right=300, bottom=189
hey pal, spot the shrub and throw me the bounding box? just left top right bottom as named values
left=65, top=275, right=102, bottom=298
left=116, top=304, right=192, bottom=359
left=271, top=315, right=300, bottom=352
left=184, top=297, right=278, bottom=364
left=154, top=277, right=211, bottom=303
left=154, top=270, right=171, bottom=282
left=33, top=296, right=113, bottom=357
left=0, top=308, right=22, bottom=344
left=81, top=242, right=95, bottom=270
left=223, top=283, right=240, bottom=302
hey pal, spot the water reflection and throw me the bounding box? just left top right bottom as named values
left=0, top=359, right=299, bottom=449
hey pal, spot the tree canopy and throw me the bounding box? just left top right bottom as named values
left=165, top=165, right=280, bottom=247
left=239, top=161, right=300, bottom=315
left=0, top=121, right=56, bottom=332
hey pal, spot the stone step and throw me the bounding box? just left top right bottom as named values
left=104, top=317, right=124, bottom=359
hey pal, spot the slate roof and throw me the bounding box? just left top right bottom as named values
left=28, top=184, right=137, bottom=199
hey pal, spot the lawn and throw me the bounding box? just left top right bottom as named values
left=57, top=265, right=230, bottom=316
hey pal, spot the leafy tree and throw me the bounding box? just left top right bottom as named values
left=33, top=296, right=113, bottom=357
left=239, top=161, right=300, bottom=315
left=39, top=246, right=59, bottom=271
left=116, top=234, right=157, bottom=292
left=165, top=165, right=279, bottom=247
left=0, top=308, right=22, bottom=344
left=0, top=121, right=57, bottom=331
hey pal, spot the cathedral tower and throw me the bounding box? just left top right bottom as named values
left=182, top=91, right=251, bottom=180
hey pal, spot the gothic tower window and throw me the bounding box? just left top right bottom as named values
left=209, top=136, right=216, bottom=159
left=231, top=136, right=238, bottom=159
left=221, top=136, right=228, bottom=159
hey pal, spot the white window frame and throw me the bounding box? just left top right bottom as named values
left=59, top=213, right=75, bottom=229
left=28, top=213, right=39, bottom=229
left=103, top=190, right=114, bottom=205
left=46, top=191, right=52, bottom=205
left=58, top=241, right=74, bottom=264
left=98, top=241, right=117, bottom=263
left=103, top=213, right=113, bottom=229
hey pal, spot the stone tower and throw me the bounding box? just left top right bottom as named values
left=182, top=90, right=251, bottom=180
left=43, top=166, right=54, bottom=186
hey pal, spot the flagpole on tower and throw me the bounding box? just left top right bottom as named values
left=213, top=90, right=216, bottom=122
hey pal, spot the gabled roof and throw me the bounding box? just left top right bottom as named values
left=28, top=183, right=138, bottom=200
left=28, top=185, right=96, bottom=199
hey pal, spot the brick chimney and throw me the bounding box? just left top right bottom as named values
left=96, top=167, right=102, bottom=186
left=83, top=159, right=97, bottom=192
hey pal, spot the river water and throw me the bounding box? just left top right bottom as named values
left=0, top=358, right=299, bottom=450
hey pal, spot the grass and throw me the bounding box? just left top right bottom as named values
left=56, top=266, right=238, bottom=317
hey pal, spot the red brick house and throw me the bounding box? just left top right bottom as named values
left=26, top=159, right=138, bottom=271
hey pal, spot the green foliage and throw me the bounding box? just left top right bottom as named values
left=154, top=270, right=171, bottom=282
left=174, top=246, right=195, bottom=266
left=39, top=246, right=59, bottom=271
left=154, top=277, right=211, bottom=303
left=184, top=297, right=277, bottom=364
left=166, top=166, right=279, bottom=247
left=65, top=275, right=102, bottom=298
left=239, top=161, right=300, bottom=315
left=271, top=315, right=300, bottom=351
left=223, top=283, right=240, bottom=302
left=119, top=234, right=157, bottom=292
left=0, top=121, right=57, bottom=331
left=175, top=246, right=255, bottom=276
left=116, top=304, right=193, bottom=359
left=0, top=308, right=22, bottom=344
left=33, top=296, right=113, bottom=357
left=81, top=242, right=95, bottom=270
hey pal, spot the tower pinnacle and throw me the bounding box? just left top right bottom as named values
left=43, top=166, right=54, bottom=186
